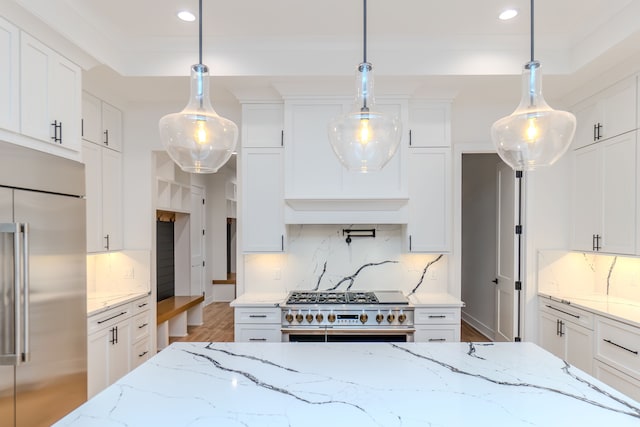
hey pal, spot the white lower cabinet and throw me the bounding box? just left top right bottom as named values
left=88, top=295, right=151, bottom=398
left=538, top=298, right=594, bottom=374
left=413, top=307, right=460, bottom=342
left=234, top=307, right=282, bottom=342
left=593, top=315, right=640, bottom=401
left=594, top=359, right=640, bottom=402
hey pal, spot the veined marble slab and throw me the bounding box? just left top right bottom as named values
left=55, top=342, right=639, bottom=426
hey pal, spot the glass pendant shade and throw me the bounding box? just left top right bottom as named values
left=159, top=65, right=238, bottom=173
left=491, top=62, right=576, bottom=171
left=328, top=63, right=402, bottom=173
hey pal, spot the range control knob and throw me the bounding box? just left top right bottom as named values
left=375, top=311, right=384, bottom=323
left=295, top=311, right=303, bottom=323
left=359, top=312, right=368, bottom=324
left=306, top=312, right=314, bottom=323
left=315, top=312, right=324, bottom=323
left=285, top=310, right=294, bottom=323
left=328, top=312, right=336, bottom=323
left=387, top=311, right=396, bottom=323
left=398, top=310, right=407, bottom=324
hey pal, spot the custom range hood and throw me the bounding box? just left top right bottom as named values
left=284, top=197, right=408, bottom=224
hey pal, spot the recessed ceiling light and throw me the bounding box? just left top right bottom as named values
left=499, top=9, right=518, bottom=20
left=177, top=10, right=196, bottom=22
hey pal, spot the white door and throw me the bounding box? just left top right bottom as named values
left=191, top=185, right=205, bottom=296
left=495, top=162, right=519, bottom=342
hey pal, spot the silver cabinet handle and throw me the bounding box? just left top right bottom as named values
left=249, top=338, right=267, bottom=342
left=428, top=338, right=446, bottom=342
left=249, top=315, right=267, bottom=318
left=545, top=304, right=580, bottom=319
left=428, top=315, right=446, bottom=319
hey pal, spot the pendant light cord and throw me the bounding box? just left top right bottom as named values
left=530, top=0, right=534, bottom=62
left=363, top=0, right=367, bottom=64
left=199, top=0, right=203, bottom=65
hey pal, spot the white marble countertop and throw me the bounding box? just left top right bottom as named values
left=230, top=292, right=289, bottom=307
left=55, top=342, right=639, bottom=426
left=539, top=291, right=640, bottom=328
left=87, top=291, right=150, bottom=316
left=407, top=292, right=464, bottom=307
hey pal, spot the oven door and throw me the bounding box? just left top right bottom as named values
left=281, top=328, right=415, bottom=343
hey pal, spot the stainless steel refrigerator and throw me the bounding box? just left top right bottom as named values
left=0, top=141, right=87, bottom=426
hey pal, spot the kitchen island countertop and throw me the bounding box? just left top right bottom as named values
left=539, top=291, right=640, bottom=328
left=55, top=341, right=639, bottom=426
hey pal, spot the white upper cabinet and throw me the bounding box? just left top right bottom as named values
left=408, top=101, right=451, bottom=147
left=83, top=140, right=123, bottom=252
left=571, top=131, right=637, bottom=254
left=83, top=92, right=123, bottom=152
left=20, top=32, right=81, bottom=153
left=284, top=98, right=408, bottom=199
left=284, top=100, right=345, bottom=198
left=406, top=148, right=451, bottom=252
left=0, top=17, right=19, bottom=133
left=572, top=76, right=637, bottom=150
left=242, top=148, right=284, bottom=252
left=240, top=103, right=285, bottom=252
left=242, top=103, right=283, bottom=148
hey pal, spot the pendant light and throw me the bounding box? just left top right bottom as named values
left=159, top=0, right=238, bottom=174
left=491, top=0, right=576, bottom=171
left=327, top=0, right=402, bottom=173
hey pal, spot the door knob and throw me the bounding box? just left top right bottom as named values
left=492, top=278, right=498, bottom=284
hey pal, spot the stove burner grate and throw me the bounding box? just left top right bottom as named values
left=286, top=291, right=379, bottom=305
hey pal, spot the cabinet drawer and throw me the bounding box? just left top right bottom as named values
left=539, top=299, right=594, bottom=329
left=88, top=303, right=131, bottom=334
left=414, top=308, right=460, bottom=324
left=131, top=338, right=151, bottom=369
left=132, top=295, right=152, bottom=314
left=235, top=325, right=282, bottom=342
left=235, top=307, right=281, bottom=324
left=414, top=326, right=459, bottom=342
left=132, top=311, right=151, bottom=342
left=594, top=359, right=640, bottom=402
left=595, top=316, right=640, bottom=378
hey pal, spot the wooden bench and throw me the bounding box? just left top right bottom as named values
left=156, top=295, right=205, bottom=350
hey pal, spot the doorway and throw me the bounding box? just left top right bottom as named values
left=461, top=153, right=520, bottom=342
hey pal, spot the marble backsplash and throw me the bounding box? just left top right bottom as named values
left=538, top=250, right=640, bottom=302
left=87, top=250, right=151, bottom=296
left=244, top=224, right=448, bottom=295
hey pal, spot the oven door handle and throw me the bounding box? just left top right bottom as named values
left=281, top=327, right=416, bottom=334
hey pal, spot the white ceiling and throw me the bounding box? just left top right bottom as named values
left=12, top=0, right=640, bottom=103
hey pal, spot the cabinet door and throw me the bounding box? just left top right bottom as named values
left=285, top=101, right=344, bottom=197
left=242, top=148, right=284, bottom=252
left=409, top=102, right=451, bottom=147
left=600, top=78, right=637, bottom=141
left=538, top=311, right=565, bottom=359
left=565, top=321, right=593, bottom=374
left=20, top=32, right=52, bottom=143
left=109, top=321, right=131, bottom=385
left=571, top=145, right=601, bottom=251
left=601, top=133, right=636, bottom=254
left=0, top=17, right=19, bottom=132
left=572, top=100, right=600, bottom=150
left=82, top=92, right=102, bottom=144
left=242, top=103, right=283, bottom=148
left=82, top=141, right=104, bottom=252
left=407, top=148, right=451, bottom=252
left=87, top=327, right=110, bottom=398
left=51, top=53, right=81, bottom=152
left=102, top=102, right=123, bottom=152
left=102, top=148, right=123, bottom=251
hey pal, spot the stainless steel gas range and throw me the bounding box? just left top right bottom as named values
left=281, top=290, right=414, bottom=342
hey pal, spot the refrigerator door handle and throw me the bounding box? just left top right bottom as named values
left=21, top=223, right=30, bottom=363
left=0, top=222, right=21, bottom=366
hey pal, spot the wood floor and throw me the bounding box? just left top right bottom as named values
left=173, top=303, right=493, bottom=343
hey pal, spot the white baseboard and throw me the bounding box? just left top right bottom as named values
left=461, top=311, right=494, bottom=341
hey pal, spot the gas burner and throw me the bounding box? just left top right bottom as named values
left=286, top=291, right=379, bottom=305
